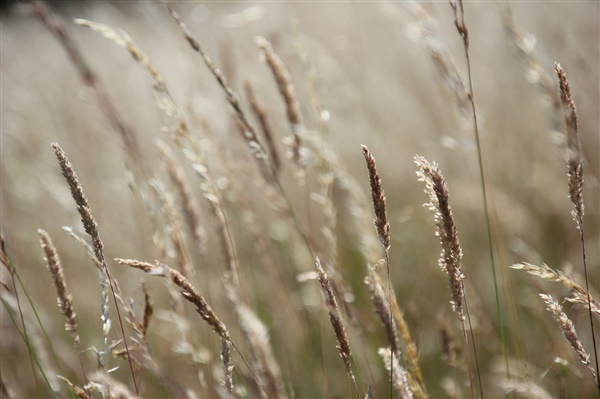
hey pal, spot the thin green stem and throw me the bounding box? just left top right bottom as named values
left=451, top=0, right=508, bottom=384
left=2, top=243, right=75, bottom=399
left=0, top=296, right=59, bottom=399
left=464, top=290, right=484, bottom=398
left=578, top=220, right=600, bottom=393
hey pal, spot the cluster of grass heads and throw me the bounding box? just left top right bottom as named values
left=1, top=1, right=599, bottom=398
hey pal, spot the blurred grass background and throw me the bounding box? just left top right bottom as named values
left=1, top=1, right=599, bottom=397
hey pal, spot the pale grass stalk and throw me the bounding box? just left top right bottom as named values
left=290, top=14, right=328, bottom=136
left=166, top=7, right=273, bottom=179
left=555, top=63, right=598, bottom=388
left=51, top=143, right=138, bottom=395
left=315, top=257, right=360, bottom=399
left=310, top=140, right=355, bottom=325
left=29, top=0, right=139, bottom=161
left=75, top=18, right=245, bottom=297
left=168, top=9, right=332, bottom=283
left=500, top=4, right=562, bottom=133
left=166, top=8, right=328, bottom=280
left=38, top=229, right=87, bottom=384
left=379, top=347, right=413, bottom=399
left=234, top=301, right=287, bottom=399
left=157, top=141, right=207, bottom=259
left=149, top=178, right=192, bottom=278
left=245, top=81, right=282, bottom=172
left=539, top=294, right=597, bottom=384
left=404, top=2, right=470, bottom=121
left=255, top=36, right=303, bottom=169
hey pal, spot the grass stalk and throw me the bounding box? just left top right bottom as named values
left=361, top=145, right=395, bottom=398
left=554, top=63, right=599, bottom=392
left=449, top=0, right=498, bottom=394
left=315, top=257, right=360, bottom=399
left=415, top=155, right=474, bottom=399
left=51, top=143, right=139, bottom=396
left=38, top=230, right=87, bottom=385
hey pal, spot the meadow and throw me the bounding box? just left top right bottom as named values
left=1, top=1, right=599, bottom=398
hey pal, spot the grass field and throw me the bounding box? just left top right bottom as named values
left=1, top=1, right=599, bottom=398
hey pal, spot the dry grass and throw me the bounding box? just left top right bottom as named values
left=1, top=1, right=599, bottom=398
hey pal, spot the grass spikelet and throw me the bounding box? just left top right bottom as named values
left=415, top=154, right=475, bottom=398
left=162, top=262, right=228, bottom=339
left=366, top=270, right=399, bottom=358
left=511, top=262, right=600, bottom=317
left=38, top=229, right=86, bottom=383
left=379, top=347, right=413, bottom=399
left=51, top=142, right=138, bottom=395
left=415, top=155, right=464, bottom=317
left=38, top=230, right=79, bottom=348
left=555, top=62, right=598, bottom=389
left=167, top=265, right=234, bottom=395
left=555, top=63, right=584, bottom=227
left=362, top=144, right=396, bottom=398
left=539, top=293, right=597, bottom=383
left=315, top=257, right=359, bottom=398
left=52, top=143, right=103, bottom=264
left=361, top=145, right=390, bottom=251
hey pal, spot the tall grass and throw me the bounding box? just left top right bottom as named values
left=2, top=1, right=599, bottom=398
